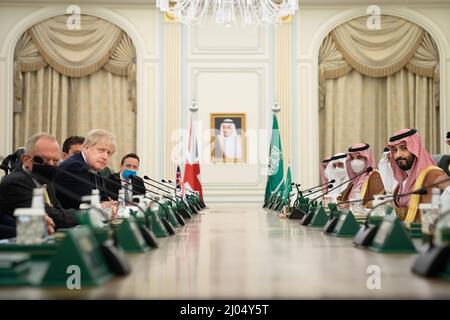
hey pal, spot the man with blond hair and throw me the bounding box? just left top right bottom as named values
left=55, top=129, right=118, bottom=209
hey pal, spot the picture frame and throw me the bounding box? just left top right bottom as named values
left=210, top=113, right=246, bottom=164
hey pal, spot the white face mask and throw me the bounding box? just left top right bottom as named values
left=334, top=167, right=346, bottom=179
left=324, top=165, right=332, bottom=180
left=351, top=159, right=366, bottom=173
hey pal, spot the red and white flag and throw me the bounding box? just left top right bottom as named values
left=183, top=111, right=203, bottom=199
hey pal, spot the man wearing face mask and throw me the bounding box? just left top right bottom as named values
left=339, top=143, right=384, bottom=206
left=387, top=128, right=446, bottom=222
left=320, top=157, right=332, bottom=193
left=0, top=133, right=78, bottom=233
left=327, top=153, right=349, bottom=197
left=106, top=153, right=146, bottom=201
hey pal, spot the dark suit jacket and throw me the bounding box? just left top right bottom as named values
left=0, top=167, right=78, bottom=229
left=0, top=213, right=16, bottom=239
left=105, top=172, right=146, bottom=201
left=54, top=152, right=107, bottom=209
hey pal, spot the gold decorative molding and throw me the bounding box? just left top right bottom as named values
left=281, top=15, right=292, bottom=23
left=164, top=12, right=178, bottom=23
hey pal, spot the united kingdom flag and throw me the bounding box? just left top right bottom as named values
left=183, top=108, right=203, bottom=199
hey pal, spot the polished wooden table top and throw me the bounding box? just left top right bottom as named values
left=1, top=205, right=449, bottom=299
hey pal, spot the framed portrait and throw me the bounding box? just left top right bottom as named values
left=210, top=113, right=246, bottom=163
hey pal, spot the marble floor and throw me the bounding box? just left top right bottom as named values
left=1, top=205, right=450, bottom=299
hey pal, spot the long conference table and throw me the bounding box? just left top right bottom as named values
left=0, top=205, right=449, bottom=299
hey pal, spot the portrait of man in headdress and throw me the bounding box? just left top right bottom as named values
left=211, top=114, right=246, bottom=163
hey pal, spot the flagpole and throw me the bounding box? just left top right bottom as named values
left=272, top=99, right=281, bottom=114
left=264, top=99, right=284, bottom=204
left=182, top=98, right=204, bottom=200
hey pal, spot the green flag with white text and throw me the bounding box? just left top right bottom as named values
left=283, top=164, right=292, bottom=204
left=264, top=114, right=284, bottom=202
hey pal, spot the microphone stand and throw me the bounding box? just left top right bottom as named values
left=111, top=174, right=186, bottom=225
left=143, top=176, right=175, bottom=194
left=147, top=177, right=200, bottom=213
left=301, top=180, right=336, bottom=193
left=163, top=179, right=206, bottom=209
left=160, top=179, right=203, bottom=213
left=97, top=174, right=179, bottom=233
left=412, top=209, right=450, bottom=277
left=138, top=178, right=190, bottom=222
left=32, top=170, right=134, bottom=275
left=34, top=157, right=172, bottom=239
left=353, top=189, right=426, bottom=247
left=309, top=167, right=373, bottom=204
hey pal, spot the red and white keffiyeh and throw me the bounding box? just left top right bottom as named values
left=320, top=156, right=332, bottom=186
left=387, top=129, right=436, bottom=207
left=345, top=143, right=376, bottom=199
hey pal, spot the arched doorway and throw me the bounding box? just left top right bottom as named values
left=317, top=14, right=440, bottom=163
left=12, top=14, right=137, bottom=169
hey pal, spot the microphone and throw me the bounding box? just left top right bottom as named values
left=306, top=184, right=334, bottom=196
left=140, top=177, right=172, bottom=195
left=162, top=179, right=195, bottom=195
left=138, top=179, right=189, bottom=221
left=28, top=160, right=138, bottom=274
left=294, top=183, right=301, bottom=195
left=353, top=188, right=427, bottom=247
left=143, top=176, right=173, bottom=193
left=302, top=179, right=336, bottom=193
left=146, top=177, right=198, bottom=212
left=142, top=177, right=195, bottom=216
left=109, top=174, right=175, bottom=214
left=112, top=174, right=178, bottom=214
left=421, top=176, right=450, bottom=190
left=160, top=178, right=203, bottom=211
left=411, top=207, right=450, bottom=277
left=32, top=156, right=167, bottom=240
left=365, top=188, right=427, bottom=226
left=309, top=167, right=373, bottom=204
left=98, top=173, right=183, bottom=230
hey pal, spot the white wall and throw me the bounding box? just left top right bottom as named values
left=185, top=21, right=272, bottom=203
left=0, top=2, right=449, bottom=203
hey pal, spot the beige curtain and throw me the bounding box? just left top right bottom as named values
left=319, top=15, right=440, bottom=162
left=13, top=67, right=136, bottom=170
left=13, top=15, right=137, bottom=170
left=320, top=69, right=438, bottom=161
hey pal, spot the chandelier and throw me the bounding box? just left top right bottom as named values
left=156, top=0, right=299, bottom=26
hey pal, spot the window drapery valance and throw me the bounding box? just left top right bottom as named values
left=14, top=15, right=136, bottom=112
left=319, top=16, right=439, bottom=110
left=320, top=16, right=439, bottom=81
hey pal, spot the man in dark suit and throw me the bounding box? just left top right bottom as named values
left=61, top=135, right=84, bottom=161
left=0, top=213, right=16, bottom=240
left=54, top=129, right=118, bottom=210
left=0, top=133, right=77, bottom=235
left=106, top=153, right=146, bottom=201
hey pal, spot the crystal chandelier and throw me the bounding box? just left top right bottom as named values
left=156, top=0, right=299, bottom=26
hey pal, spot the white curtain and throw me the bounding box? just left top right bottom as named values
left=13, top=15, right=137, bottom=170
left=319, top=15, right=440, bottom=161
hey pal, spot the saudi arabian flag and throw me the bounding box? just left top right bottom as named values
left=283, top=164, right=292, bottom=204
left=264, top=114, right=284, bottom=202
